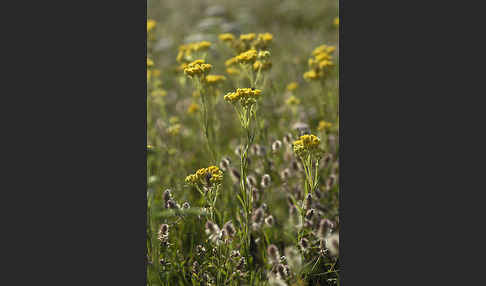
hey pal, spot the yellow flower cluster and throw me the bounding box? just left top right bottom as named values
left=147, top=20, right=157, bottom=32
left=224, top=88, right=262, bottom=106
left=240, top=33, right=256, bottom=42
left=219, top=32, right=273, bottom=52
left=293, top=134, right=321, bottom=156
left=183, top=59, right=212, bottom=78
left=303, top=44, right=336, bottom=81
left=176, top=41, right=212, bottom=63
left=333, top=17, right=339, bottom=27
left=318, top=120, right=332, bottom=131
left=219, top=33, right=235, bottom=42
left=185, top=166, right=223, bottom=187
left=236, top=49, right=258, bottom=64
left=187, top=103, right=200, bottom=114
left=254, top=33, right=273, bottom=49
left=147, top=58, right=154, bottom=68
left=219, top=33, right=273, bottom=76
left=205, top=75, right=226, bottom=85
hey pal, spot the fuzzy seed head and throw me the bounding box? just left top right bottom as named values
left=162, top=189, right=172, bottom=202
left=261, top=174, right=271, bottom=188
left=272, top=140, right=283, bottom=152
left=252, top=207, right=264, bottom=224
left=267, top=244, right=280, bottom=263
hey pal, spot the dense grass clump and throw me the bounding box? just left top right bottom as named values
left=147, top=0, right=339, bottom=285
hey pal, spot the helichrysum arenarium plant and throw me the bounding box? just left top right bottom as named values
left=147, top=0, right=339, bottom=284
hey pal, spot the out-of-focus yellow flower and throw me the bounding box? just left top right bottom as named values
left=287, top=82, right=299, bottom=92
left=176, top=41, right=212, bottom=63
left=286, top=96, right=300, bottom=106
left=240, top=33, right=256, bottom=42
left=219, top=33, right=235, bottom=43
left=147, top=19, right=157, bottom=32
left=187, top=103, right=200, bottom=114
left=152, top=69, right=161, bottom=78
left=303, top=70, right=320, bottom=81
left=193, top=41, right=211, bottom=52
left=167, top=124, right=181, bottom=136
left=226, top=67, right=240, bottom=76
left=205, top=75, right=226, bottom=85
left=315, top=52, right=331, bottom=62
left=225, top=57, right=238, bottom=67
left=313, top=45, right=329, bottom=56
left=333, top=17, right=339, bottom=27
left=319, top=60, right=333, bottom=69
left=318, top=120, right=332, bottom=131
left=147, top=58, right=154, bottom=67
left=258, top=33, right=273, bottom=43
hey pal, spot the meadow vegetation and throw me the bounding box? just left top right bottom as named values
left=147, top=0, right=339, bottom=284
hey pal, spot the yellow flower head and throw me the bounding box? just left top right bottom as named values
left=258, top=33, right=273, bottom=44
left=318, top=120, right=332, bottom=131
left=303, top=70, right=320, bottom=81
left=219, top=33, right=235, bottom=43
left=205, top=75, right=226, bottom=85
left=223, top=91, right=240, bottom=104
left=313, top=45, right=329, bottom=56
left=187, top=103, right=200, bottom=114
left=147, top=19, right=157, bottom=32
left=226, top=67, right=240, bottom=76
left=287, top=82, right=299, bottom=92
left=225, top=57, right=238, bottom=67
left=315, top=52, right=331, bottom=62
left=151, top=69, right=161, bottom=78
left=333, top=17, right=339, bottom=27
left=184, top=59, right=212, bottom=78
left=236, top=49, right=258, bottom=64
left=147, top=58, right=154, bottom=67
left=319, top=60, right=334, bottom=69
left=185, top=166, right=224, bottom=187
left=286, top=96, right=301, bottom=106
left=193, top=41, right=211, bottom=52
left=327, top=46, right=336, bottom=53
left=224, top=88, right=262, bottom=106
left=293, top=134, right=321, bottom=156
left=240, top=33, right=256, bottom=42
